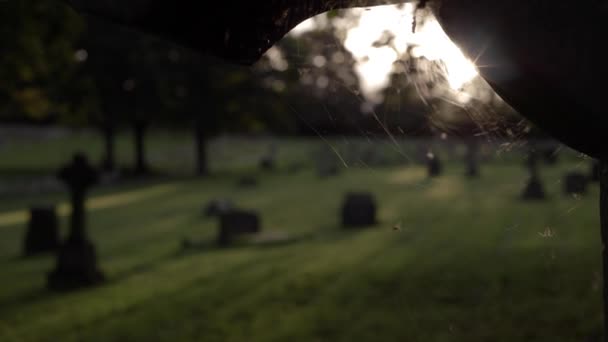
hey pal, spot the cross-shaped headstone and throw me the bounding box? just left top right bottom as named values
left=48, top=153, right=103, bottom=290
left=58, top=153, right=99, bottom=243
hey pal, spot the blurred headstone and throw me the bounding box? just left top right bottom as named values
left=521, top=149, right=546, bottom=200
left=48, top=153, right=104, bottom=290
left=259, top=156, right=275, bottom=171
left=521, top=174, right=546, bottom=200
left=342, top=192, right=377, bottom=228
left=23, top=206, right=59, bottom=256
left=237, top=176, right=258, bottom=188
left=464, top=139, right=480, bottom=178
left=564, top=172, right=588, bottom=196
left=259, top=142, right=278, bottom=171
left=218, top=210, right=261, bottom=246
left=591, top=160, right=601, bottom=182
left=204, top=198, right=234, bottom=217
left=427, top=153, right=442, bottom=178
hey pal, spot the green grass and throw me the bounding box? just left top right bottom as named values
left=0, top=132, right=602, bottom=341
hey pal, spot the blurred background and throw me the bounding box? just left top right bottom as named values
left=0, top=1, right=602, bottom=341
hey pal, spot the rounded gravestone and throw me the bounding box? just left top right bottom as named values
left=204, top=198, right=234, bottom=217
left=564, top=172, right=588, bottom=196
left=23, top=206, right=59, bottom=256
left=218, top=210, right=260, bottom=246
left=341, top=192, right=377, bottom=228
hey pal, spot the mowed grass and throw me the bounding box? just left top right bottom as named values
left=0, top=133, right=603, bottom=341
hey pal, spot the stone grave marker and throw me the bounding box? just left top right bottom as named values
left=521, top=150, right=546, bottom=200
left=341, top=192, right=377, bottom=228
left=259, top=156, right=275, bottom=171
left=427, top=152, right=442, bottom=178
left=204, top=198, right=234, bottom=217
left=23, top=206, right=59, bottom=256
left=564, top=172, right=588, bottom=196
left=259, top=142, right=278, bottom=171
left=48, top=153, right=104, bottom=290
left=218, top=209, right=261, bottom=246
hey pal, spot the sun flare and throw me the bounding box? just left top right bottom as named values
left=290, top=4, right=479, bottom=101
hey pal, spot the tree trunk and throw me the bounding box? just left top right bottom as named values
left=133, top=120, right=148, bottom=175
left=195, top=120, right=208, bottom=176
left=101, top=123, right=116, bottom=171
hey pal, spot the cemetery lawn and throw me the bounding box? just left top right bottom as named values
left=0, top=135, right=603, bottom=341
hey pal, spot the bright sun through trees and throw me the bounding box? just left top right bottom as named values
left=288, top=3, right=478, bottom=102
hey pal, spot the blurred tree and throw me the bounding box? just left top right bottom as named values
left=271, top=12, right=365, bottom=136
left=0, top=0, right=88, bottom=123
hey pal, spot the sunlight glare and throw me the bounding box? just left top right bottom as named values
left=288, top=4, right=479, bottom=100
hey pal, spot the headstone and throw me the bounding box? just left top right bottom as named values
left=464, top=139, right=480, bottom=178
left=427, top=153, right=442, bottom=178
left=23, top=206, right=59, bottom=256
left=521, top=149, right=546, bottom=200
left=564, top=172, right=588, bottom=196
left=48, top=153, right=104, bottom=290
left=341, top=192, right=377, bottom=228
left=204, top=198, right=234, bottom=217
left=259, top=142, right=278, bottom=171
left=521, top=174, right=546, bottom=200
left=259, top=156, right=275, bottom=171
left=237, top=176, right=258, bottom=188
left=218, top=210, right=261, bottom=246
left=591, top=160, right=601, bottom=182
